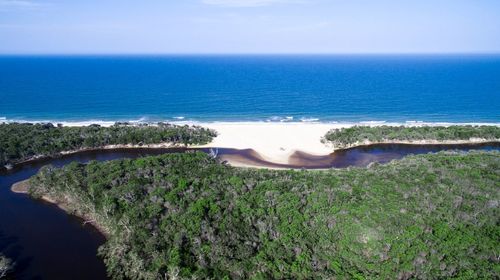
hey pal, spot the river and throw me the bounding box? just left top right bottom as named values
left=1, top=143, right=499, bottom=279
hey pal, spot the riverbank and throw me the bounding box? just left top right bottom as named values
left=0, top=122, right=216, bottom=169
left=8, top=142, right=181, bottom=168
left=197, top=122, right=500, bottom=165
left=20, top=150, right=500, bottom=279
left=3, top=122, right=500, bottom=169
left=1, top=122, right=333, bottom=169
left=11, top=180, right=110, bottom=237
left=325, top=138, right=500, bottom=150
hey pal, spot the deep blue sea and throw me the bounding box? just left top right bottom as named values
left=0, top=55, right=499, bottom=124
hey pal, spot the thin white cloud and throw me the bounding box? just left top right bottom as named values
left=0, top=0, right=47, bottom=10
left=202, top=0, right=302, bottom=8
left=271, top=20, right=331, bottom=33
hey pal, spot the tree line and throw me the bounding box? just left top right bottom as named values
left=0, top=122, right=217, bottom=167
left=323, top=125, right=500, bottom=149
left=27, top=151, right=500, bottom=279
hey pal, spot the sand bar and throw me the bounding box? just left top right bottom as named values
left=196, top=122, right=500, bottom=165
left=5, top=120, right=499, bottom=167
left=197, top=122, right=347, bottom=163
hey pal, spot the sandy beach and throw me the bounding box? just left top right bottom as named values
left=195, top=122, right=500, bottom=165
left=197, top=122, right=342, bottom=164
left=5, top=120, right=499, bottom=168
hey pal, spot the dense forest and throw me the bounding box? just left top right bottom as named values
left=0, top=123, right=216, bottom=167
left=27, top=151, right=499, bottom=279
left=324, top=125, right=500, bottom=149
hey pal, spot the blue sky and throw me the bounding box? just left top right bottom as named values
left=1, top=0, right=499, bottom=54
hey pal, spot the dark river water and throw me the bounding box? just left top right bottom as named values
left=1, top=143, right=499, bottom=279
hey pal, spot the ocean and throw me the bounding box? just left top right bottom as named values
left=0, top=55, right=499, bottom=124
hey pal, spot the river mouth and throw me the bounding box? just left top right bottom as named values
left=1, top=142, right=499, bottom=279
left=214, top=142, right=500, bottom=168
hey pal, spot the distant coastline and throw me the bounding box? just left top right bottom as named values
left=2, top=117, right=500, bottom=128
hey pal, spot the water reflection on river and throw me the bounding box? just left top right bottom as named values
left=1, top=143, right=498, bottom=279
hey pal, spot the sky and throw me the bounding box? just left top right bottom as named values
left=0, top=0, right=499, bottom=54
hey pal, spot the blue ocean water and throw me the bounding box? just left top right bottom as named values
left=0, top=55, right=499, bottom=124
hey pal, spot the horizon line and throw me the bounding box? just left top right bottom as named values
left=1, top=52, right=500, bottom=57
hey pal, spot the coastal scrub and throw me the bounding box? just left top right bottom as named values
left=26, top=151, right=500, bottom=279
left=0, top=122, right=216, bottom=168
left=323, top=125, right=500, bottom=149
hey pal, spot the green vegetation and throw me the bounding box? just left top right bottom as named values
left=323, top=125, right=500, bottom=149
left=0, top=122, right=216, bottom=167
left=0, top=254, right=13, bottom=278
left=27, top=151, right=500, bottom=279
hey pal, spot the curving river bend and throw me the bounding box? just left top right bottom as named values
left=1, top=143, right=499, bottom=279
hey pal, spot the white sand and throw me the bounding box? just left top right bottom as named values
left=14, top=120, right=497, bottom=165
left=196, top=122, right=500, bottom=164
left=198, top=122, right=349, bottom=163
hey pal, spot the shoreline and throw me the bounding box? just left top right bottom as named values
left=328, top=138, right=500, bottom=151
left=2, top=121, right=499, bottom=169
left=217, top=141, right=500, bottom=169
left=9, top=145, right=500, bottom=239
left=3, top=119, right=500, bottom=127
left=196, top=122, right=500, bottom=164
left=4, top=139, right=500, bottom=171
left=9, top=145, right=500, bottom=242
left=5, top=142, right=184, bottom=169
left=10, top=180, right=110, bottom=237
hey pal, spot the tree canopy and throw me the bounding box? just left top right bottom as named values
left=27, top=151, right=500, bottom=279
left=0, top=122, right=216, bottom=167
left=324, top=125, right=500, bottom=149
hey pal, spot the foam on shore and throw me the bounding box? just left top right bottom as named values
left=2, top=115, right=500, bottom=128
